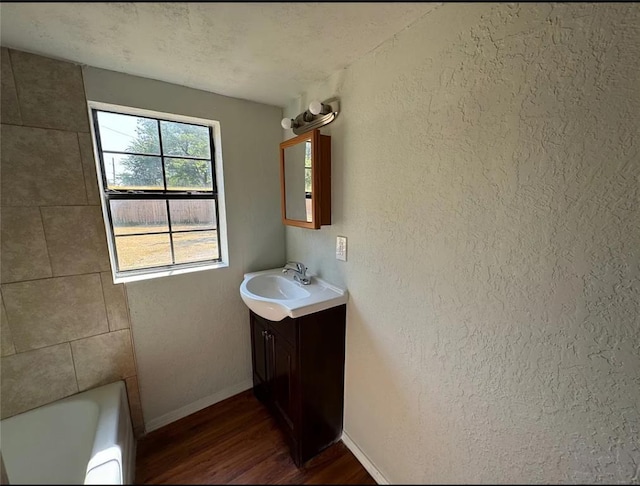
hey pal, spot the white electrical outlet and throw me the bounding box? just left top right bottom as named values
left=336, top=236, right=347, bottom=261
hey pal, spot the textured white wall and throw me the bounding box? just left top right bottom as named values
left=284, top=3, right=640, bottom=483
left=84, top=68, right=285, bottom=427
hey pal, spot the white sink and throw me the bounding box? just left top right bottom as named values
left=240, top=268, right=348, bottom=321
left=245, top=274, right=311, bottom=301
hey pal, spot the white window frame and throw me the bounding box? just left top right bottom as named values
left=87, top=101, right=229, bottom=284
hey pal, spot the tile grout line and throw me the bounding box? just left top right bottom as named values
left=6, top=49, right=24, bottom=125
left=67, top=341, right=81, bottom=394
left=123, top=287, right=140, bottom=377
left=6, top=327, right=117, bottom=357
left=0, top=287, right=17, bottom=357
left=76, top=132, right=92, bottom=205
left=2, top=269, right=106, bottom=286
left=38, top=206, right=56, bottom=280
left=0, top=203, right=102, bottom=209
left=77, top=61, right=96, bottom=203
left=0, top=121, right=90, bottom=134
left=99, top=272, right=114, bottom=332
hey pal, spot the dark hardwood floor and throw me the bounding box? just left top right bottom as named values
left=135, top=389, right=376, bottom=484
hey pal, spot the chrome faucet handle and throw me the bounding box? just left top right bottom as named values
left=284, top=261, right=306, bottom=274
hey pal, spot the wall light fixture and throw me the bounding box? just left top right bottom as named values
left=281, top=98, right=340, bottom=135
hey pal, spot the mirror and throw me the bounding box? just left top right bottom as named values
left=280, top=129, right=331, bottom=229
left=283, top=138, right=313, bottom=222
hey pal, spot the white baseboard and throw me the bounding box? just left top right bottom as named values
left=144, top=379, right=253, bottom=433
left=341, top=430, right=389, bottom=485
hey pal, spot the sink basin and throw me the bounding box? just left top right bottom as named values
left=245, top=274, right=311, bottom=300
left=240, top=268, right=348, bottom=321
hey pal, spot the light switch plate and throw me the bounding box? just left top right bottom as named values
left=336, top=236, right=347, bottom=261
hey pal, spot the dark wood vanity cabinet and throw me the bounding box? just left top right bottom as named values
left=249, top=305, right=346, bottom=467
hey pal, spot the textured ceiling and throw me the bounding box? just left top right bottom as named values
left=0, top=2, right=436, bottom=107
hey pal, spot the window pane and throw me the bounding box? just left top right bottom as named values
left=104, top=154, right=163, bottom=190
left=165, top=158, right=213, bottom=191
left=115, top=234, right=172, bottom=271
left=173, top=231, right=218, bottom=264
left=305, top=168, right=312, bottom=193
left=169, top=200, right=216, bottom=231
left=304, top=141, right=311, bottom=168
left=97, top=112, right=160, bottom=155
left=110, top=200, right=169, bottom=235
left=160, top=121, right=210, bottom=158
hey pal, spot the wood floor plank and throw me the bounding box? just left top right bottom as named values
left=136, top=390, right=375, bottom=484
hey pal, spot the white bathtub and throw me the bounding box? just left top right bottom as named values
left=0, top=381, right=136, bottom=484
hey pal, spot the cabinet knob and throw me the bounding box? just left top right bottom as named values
left=262, top=330, right=268, bottom=337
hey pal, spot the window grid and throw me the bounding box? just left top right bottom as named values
left=156, top=118, right=175, bottom=264
left=102, top=151, right=212, bottom=162
left=115, top=227, right=215, bottom=238
left=92, top=109, right=222, bottom=276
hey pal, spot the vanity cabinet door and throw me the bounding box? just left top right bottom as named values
left=250, top=313, right=269, bottom=402
left=269, top=330, right=298, bottom=437
left=249, top=306, right=346, bottom=467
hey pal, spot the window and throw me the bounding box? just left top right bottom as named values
left=90, top=104, right=226, bottom=282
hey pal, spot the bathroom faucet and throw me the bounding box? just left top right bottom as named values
left=283, top=261, right=311, bottom=285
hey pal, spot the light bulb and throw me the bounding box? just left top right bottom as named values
left=281, top=118, right=293, bottom=129
left=309, top=100, right=323, bottom=115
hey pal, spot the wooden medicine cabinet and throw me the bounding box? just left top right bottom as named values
left=279, top=129, right=331, bottom=229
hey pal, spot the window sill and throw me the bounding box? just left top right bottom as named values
left=113, top=261, right=229, bottom=284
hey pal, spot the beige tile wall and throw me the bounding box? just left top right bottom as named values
left=0, top=48, right=144, bottom=436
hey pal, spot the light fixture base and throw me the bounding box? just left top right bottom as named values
left=291, top=98, right=340, bottom=135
